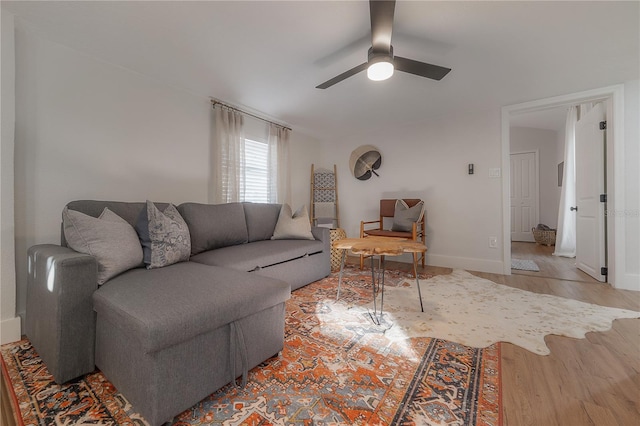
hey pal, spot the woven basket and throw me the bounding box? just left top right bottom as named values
left=329, top=228, right=347, bottom=271
left=532, top=228, right=556, bottom=246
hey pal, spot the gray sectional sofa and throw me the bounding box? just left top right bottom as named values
left=25, top=200, right=330, bottom=425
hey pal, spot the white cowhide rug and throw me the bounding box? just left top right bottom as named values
left=333, top=269, right=640, bottom=355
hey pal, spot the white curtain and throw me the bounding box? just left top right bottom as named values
left=211, top=105, right=245, bottom=203
left=267, top=123, right=291, bottom=205
left=553, top=106, right=578, bottom=257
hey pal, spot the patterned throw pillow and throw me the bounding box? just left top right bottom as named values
left=63, top=207, right=143, bottom=285
left=391, top=200, right=425, bottom=232
left=271, top=204, right=315, bottom=240
left=135, top=201, right=191, bottom=269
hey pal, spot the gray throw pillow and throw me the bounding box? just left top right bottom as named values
left=136, top=201, right=191, bottom=269
left=271, top=204, right=315, bottom=240
left=391, top=200, right=425, bottom=232
left=63, top=207, right=143, bottom=285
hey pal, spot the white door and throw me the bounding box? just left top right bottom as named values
left=510, top=152, right=538, bottom=242
left=575, top=103, right=607, bottom=282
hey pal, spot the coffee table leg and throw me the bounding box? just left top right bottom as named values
left=370, top=255, right=378, bottom=323
left=414, top=257, right=424, bottom=312
left=336, top=249, right=347, bottom=300
left=380, top=256, right=386, bottom=315
left=367, top=255, right=387, bottom=325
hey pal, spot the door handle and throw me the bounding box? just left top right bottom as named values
left=570, top=206, right=578, bottom=211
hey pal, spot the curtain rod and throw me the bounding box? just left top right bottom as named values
left=210, top=99, right=292, bottom=131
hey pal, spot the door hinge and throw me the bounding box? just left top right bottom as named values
left=600, top=194, right=607, bottom=202
left=599, top=121, right=607, bottom=130
left=601, top=267, right=608, bottom=276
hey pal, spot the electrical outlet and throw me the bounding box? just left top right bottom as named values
left=488, top=236, right=498, bottom=248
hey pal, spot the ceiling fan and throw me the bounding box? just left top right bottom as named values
left=316, top=0, right=451, bottom=89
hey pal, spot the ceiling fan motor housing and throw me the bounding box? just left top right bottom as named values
left=368, top=46, right=394, bottom=65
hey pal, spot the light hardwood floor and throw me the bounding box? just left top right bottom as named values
left=511, top=241, right=600, bottom=283
left=502, top=242, right=639, bottom=425
left=2, top=256, right=638, bottom=426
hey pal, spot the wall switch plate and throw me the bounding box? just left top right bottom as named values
left=489, top=168, right=501, bottom=178
left=488, top=236, right=498, bottom=248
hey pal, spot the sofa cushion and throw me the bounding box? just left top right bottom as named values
left=178, top=203, right=248, bottom=255
left=93, top=262, right=290, bottom=354
left=243, top=203, right=281, bottom=242
left=190, top=239, right=324, bottom=272
left=135, top=201, right=191, bottom=269
left=63, top=207, right=143, bottom=285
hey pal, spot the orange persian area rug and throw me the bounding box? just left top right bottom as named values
left=1, top=266, right=501, bottom=426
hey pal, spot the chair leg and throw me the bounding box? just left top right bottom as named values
left=360, top=254, right=364, bottom=270
left=412, top=252, right=418, bottom=278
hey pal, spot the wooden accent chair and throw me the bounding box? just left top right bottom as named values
left=360, top=199, right=426, bottom=271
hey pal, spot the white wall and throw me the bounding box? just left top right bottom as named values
left=321, top=109, right=504, bottom=273
left=11, top=21, right=320, bottom=323
left=290, top=131, right=324, bottom=211
left=510, top=127, right=560, bottom=229
left=1, top=11, right=22, bottom=344
left=322, top=82, right=639, bottom=283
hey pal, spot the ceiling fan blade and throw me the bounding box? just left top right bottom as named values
left=315, top=62, right=368, bottom=89
left=394, top=56, right=452, bottom=81
left=369, top=0, right=395, bottom=53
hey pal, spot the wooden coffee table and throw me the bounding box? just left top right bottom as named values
left=332, top=237, right=428, bottom=324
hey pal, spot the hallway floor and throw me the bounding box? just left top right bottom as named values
left=511, top=241, right=600, bottom=283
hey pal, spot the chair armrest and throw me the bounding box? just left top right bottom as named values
left=410, top=219, right=426, bottom=241
left=26, top=244, right=98, bottom=384
left=311, top=227, right=331, bottom=253
left=360, top=220, right=381, bottom=237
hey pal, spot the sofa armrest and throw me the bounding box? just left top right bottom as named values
left=311, top=227, right=330, bottom=253
left=26, top=244, right=98, bottom=384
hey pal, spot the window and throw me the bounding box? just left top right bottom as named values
left=243, top=138, right=269, bottom=203
left=212, top=105, right=289, bottom=205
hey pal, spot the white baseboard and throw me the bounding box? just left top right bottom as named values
left=615, top=273, right=640, bottom=292
left=1, top=316, right=21, bottom=344
left=426, top=254, right=504, bottom=274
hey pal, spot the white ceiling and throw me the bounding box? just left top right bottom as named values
left=3, top=1, right=639, bottom=140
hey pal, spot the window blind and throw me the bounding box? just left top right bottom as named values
left=244, top=139, right=269, bottom=203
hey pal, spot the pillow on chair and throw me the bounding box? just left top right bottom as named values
left=391, top=200, right=424, bottom=232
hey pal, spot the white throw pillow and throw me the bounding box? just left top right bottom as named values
left=271, top=204, right=315, bottom=240
left=63, top=207, right=143, bottom=285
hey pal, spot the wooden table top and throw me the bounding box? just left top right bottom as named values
left=333, top=237, right=427, bottom=256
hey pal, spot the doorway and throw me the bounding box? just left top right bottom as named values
left=501, top=85, right=625, bottom=287
left=508, top=110, right=581, bottom=280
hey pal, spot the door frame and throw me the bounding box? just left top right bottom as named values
left=510, top=150, right=540, bottom=242
left=501, top=84, right=625, bottom=287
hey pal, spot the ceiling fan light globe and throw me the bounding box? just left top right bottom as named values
left=367, top=61, right=394, bottom=81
